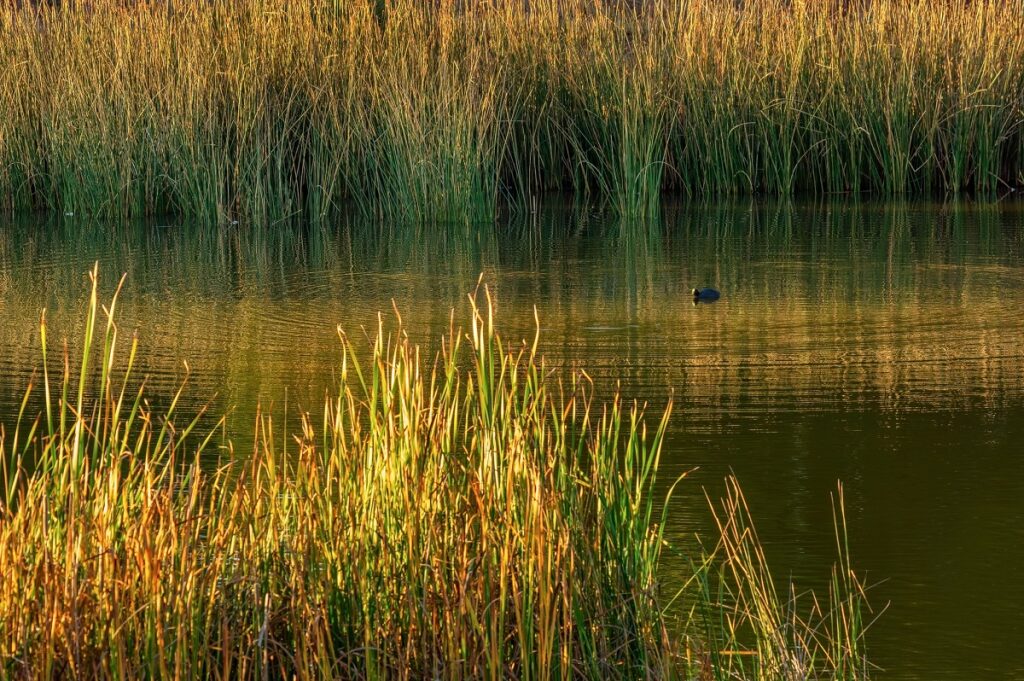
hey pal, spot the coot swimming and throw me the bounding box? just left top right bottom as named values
left=692, top=287, right=721, bottom=301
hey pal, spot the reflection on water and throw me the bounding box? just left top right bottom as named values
left=2, top=201, right=1024, bottom=680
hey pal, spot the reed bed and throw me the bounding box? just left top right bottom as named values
left=0, top=0, right=1022, bottom=223
left=0, top=268, right=871, bottom=678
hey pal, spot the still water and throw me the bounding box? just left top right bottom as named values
left=1, top=201, right=1023, bottom=679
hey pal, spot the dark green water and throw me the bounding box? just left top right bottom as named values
left=2, top=201, right=1023, bottom=679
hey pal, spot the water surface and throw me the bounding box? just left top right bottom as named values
left=2, top=201, right=1023, bottom=679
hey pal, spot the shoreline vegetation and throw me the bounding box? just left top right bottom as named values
left=0, top=268, right=872, bottom=679
left=1, top=1, right=1023, bottom=223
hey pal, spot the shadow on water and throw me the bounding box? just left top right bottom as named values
left=2, top=199, right=1024, bottom=680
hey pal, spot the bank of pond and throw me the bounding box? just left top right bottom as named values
left=1, top=0, right=1023, bottom=224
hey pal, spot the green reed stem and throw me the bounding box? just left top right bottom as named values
left=0, top=269, right=872, bottom=679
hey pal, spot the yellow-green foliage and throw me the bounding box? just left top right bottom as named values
left=0, top=0, right=1022, bottom=221
left=0, top=268, right=872, bottom=679
left=0, top=269, right=678, bottom=678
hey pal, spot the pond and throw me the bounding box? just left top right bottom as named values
left=1, top=200, right=1023, bottom=679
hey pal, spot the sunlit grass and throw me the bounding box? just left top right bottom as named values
left=0, top=267, right=871, bottom=678
left=0, top=0, right=1021, bottom=223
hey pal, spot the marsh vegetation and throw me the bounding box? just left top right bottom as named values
left=2, top=0, right=1020, bottom=675
left=0, top=268, right=872, bottom=678
left=1, top=0, right=1022, bottom=223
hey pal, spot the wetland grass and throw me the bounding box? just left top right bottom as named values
left=0, top=268, right=872, bottom=679
left=1, top=0, right=1023, bottom=224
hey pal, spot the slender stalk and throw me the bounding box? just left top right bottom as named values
left=0, top=270, right=871, bottom=679
left=1, top=0, right=1021, bottom=224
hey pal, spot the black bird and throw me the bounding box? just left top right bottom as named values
left=692, top=287, right=721, bottom=301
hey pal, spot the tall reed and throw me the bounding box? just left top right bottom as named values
left=685, top=479, right=874, bottom=680
left=1, top=267, right=678, bottom=677
left=1, top=0, right=1022, bottom=223
left=0, top=267, right=874, bottom=679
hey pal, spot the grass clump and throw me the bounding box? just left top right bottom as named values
left=686, top=479, right=875, bottom=680
left=0, top=268, right=872, bottom=679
